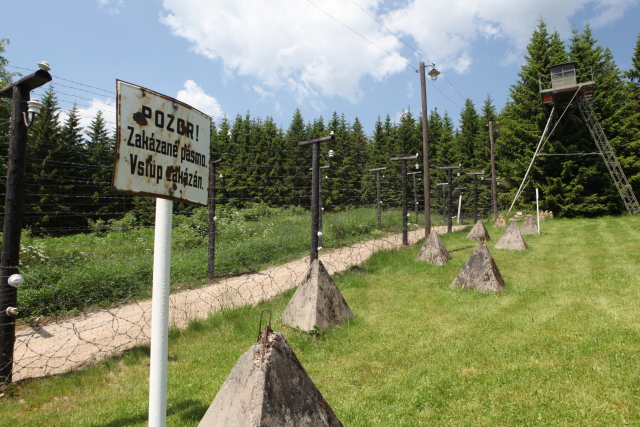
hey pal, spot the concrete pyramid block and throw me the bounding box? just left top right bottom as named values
left=282, top=259, right=353, bottom=332
left=520, top=215, right=537, bottom=234
left=494, top=220, right=528, bottom=250
left=198, top=330, right=343, bottom=427
left=467, top=220, right=490, bottom=242
left=415, top=230, right=451, bottom=265
left=450, top=244, right=505, bottom=292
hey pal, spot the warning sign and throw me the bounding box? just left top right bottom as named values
left=112, top=80, right=211, bottom=205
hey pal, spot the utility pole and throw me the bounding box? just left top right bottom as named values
left=437, top=183, right=448, bottom=225
left=419, top=62, right=439, bottom=239
left=299, top=134, right=335, bottom=262
left=369, top=167, right=386, bottom=230
left=313, top=165, right=330, bottom=248
left=489, top=121, right=498, bottom=220
left=0, top=63, right=52, bottom=383
left=466, top=172, right=485, bottom=223
left=207, top=158, right=224, bottom=280
left=391, top=155, right=418, bottom=245
left=408, top=171, right=422, bottom=225
left=438, top=165, right=461, bottom=233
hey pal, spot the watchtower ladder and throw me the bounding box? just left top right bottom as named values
left=577, top=94, right=640, bottom=215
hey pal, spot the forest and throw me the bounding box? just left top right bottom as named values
left=1, top=20, right=640, bottom=235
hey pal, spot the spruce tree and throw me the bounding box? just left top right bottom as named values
left=211, top=115, right=232, bottom=204
left=476, top=94, right=497, bottom=171
left=561, top=24, right=640, bottom=216
left=348, top=117, right=369, bottom=206
left=326, top=112, right=350, bottom=208
left=84, top=110, right=121, bottom=221
left=497, top=20, right=568, bottom=214
left=263, top=116, right=288, bottom=206
left=0, top=38, right=21, bottom=207
left=285, top=109, right=308, bottom=207
left=628, top=33, right=640, bottom=106
left=455, top=98, right=481, bottom=168
left=0, top=38, right=17, bottom=147
left=25, top=85, right=73, bottom=232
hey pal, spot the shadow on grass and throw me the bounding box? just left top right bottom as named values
left=91, top=399, right=209, bottom=427
left=447, top=244, right=476, bottom=253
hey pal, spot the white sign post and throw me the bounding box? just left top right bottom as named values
left=536, top=188, right=540, bottom=235
left=112, top=81, right=210, bottom=427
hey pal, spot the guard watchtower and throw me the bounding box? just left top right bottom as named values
left=539, top=62, right=594, bottom=106
left=509, top=63, right=640, bottom=215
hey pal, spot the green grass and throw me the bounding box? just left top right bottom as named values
left=15, top=205, right=407, bottom=319
left=2, top=216, right=640, bottom=426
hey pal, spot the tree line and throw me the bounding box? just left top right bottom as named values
left=1, top=21, right=640, bottom=235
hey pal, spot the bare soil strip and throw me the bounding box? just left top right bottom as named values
left=13, top=225, right=465, bottom=381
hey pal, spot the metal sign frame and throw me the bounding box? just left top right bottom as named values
left=112, top=80, right=211, bottom=206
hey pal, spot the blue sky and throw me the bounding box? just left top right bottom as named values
left=2, top=0, right=639, bottom=136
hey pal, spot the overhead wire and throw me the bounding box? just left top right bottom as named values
left=304, top=0, right=417, bottom=71
left=347, top=0, right=468, bottom=108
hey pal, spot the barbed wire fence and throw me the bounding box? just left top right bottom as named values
left=0, top=72, right=502, bottom=382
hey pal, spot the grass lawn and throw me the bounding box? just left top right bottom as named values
left=2, top=216, right=640, bottom=426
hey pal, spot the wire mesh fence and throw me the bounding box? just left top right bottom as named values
left=3, top=159, right=495, bottom=381
left=0, top=73, right=505, bottom=382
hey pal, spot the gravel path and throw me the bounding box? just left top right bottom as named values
left=13, top=225, right=466, bottom=381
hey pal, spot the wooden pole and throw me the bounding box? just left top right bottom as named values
left=0, top=85, right=30, bottom=383
left=447, top=169, right=453, bottom=233
left=369, top=167, right=386, bottom=231
left=419, top=63, right=431, bottom=238
left=310, top=141, right=320, bottom=261
left=298, top=135, right=334, bottom=263
left=207, top=160, right=223, bottom=280
left=413, top=173, right=418, bottom=224
left=376, top=171, right=382, bottom=230
left=402, top=159, right=408, bottom=245
left=391, top=156, right=417, bottom=245
left=489, top=121, right=498, bottom=220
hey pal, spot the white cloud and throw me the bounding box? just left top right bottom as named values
left=161, top=0, right=408, bottom=103
left=97, top=0, right=124, bottom=14
left=253, top=85, right=273, bottom=100
left=58, top=98, right=116, bottom=138
left=176, top=80, right=224, bottom=119
left=160, top=0, right=637, bottom=102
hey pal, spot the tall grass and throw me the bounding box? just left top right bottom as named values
left=2, top=216, right=639, bottom=426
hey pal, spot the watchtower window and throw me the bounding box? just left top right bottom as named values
left=550, top=63, right=578, bottom=90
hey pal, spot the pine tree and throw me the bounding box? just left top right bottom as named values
left=225, top=113, right=251, bottom=206
left=0, top=38, right=21, bottom=206
left=629, top=33, right=640, bottom=106
left=263, top=116, right=288, bottom=206
left=24, top=85, right=73, bottom=232
left=476, top=94, right=497, bottom=171
left=211, top=115, right=232, bottom=204
left=348, top=117, right=370, bottom=205
left=0, top=38, right=18, bottom=146
left=285, top=109, right=309, bottom=207
left=426, top=108, right=443, bottom=165
left=326, top=112, right=350, bottom=208
left=497, top=20, right=568, bottom=214
left=553, top=23, right=640, bottom=216
left=454, top=99, right=481, bottom=168
left=84, top=110, right=122, bottom=221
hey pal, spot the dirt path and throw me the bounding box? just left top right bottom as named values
left=13, top=225, right=466, bottom=381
